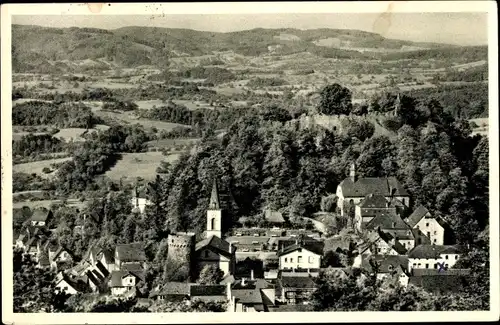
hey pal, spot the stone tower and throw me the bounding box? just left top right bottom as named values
left=206, top=178, right=222, bottom=239
left=167, top=232, right=196, bottom=280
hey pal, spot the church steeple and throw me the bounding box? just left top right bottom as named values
left=209, top=178, right=221, bottom=210
left=394, top=93, right=401, bottom=116
left=207, top=178, right=222, bottom=239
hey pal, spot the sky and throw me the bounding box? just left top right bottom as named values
left=12, top=12, right=488, bottom=46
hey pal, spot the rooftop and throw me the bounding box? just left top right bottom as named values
left=196, top=235, right=233, bottom=257
left=31, top=209, right=51, bottom=222
left=190, top=284, right=226, bottom=297
left=277, top=240, right=324, bottom=257
left=359, top=194, right=389, bottom=208
left=115, top=242, right=147, bottom=263
left=264, top=209, right=285, bottom=223
left=408, top=245, right=464, bottom=259
left=406, top=205, right=431, bottom=228
left=339, top=176, right=409, bottom=198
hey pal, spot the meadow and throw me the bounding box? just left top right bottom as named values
left=13, top=157, right=73, bottom=178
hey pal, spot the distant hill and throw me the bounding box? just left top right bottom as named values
left=11, top=24, right=481, bottom=73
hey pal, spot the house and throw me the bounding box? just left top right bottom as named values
left=49, top=246, right=74, bottom=270
left=195, top=235, right=236, bottom=276
left=364, top=211, right=415, bottom=251
left=227, top=236, right=270, bottom=252
left=131, top=186, right=152, bottom=214
left=109, top=270, right=144, bottom=296
left=227, top=278, right=276, bottom=312
left=149, top=282, right=190, bottom=301
left=54, top=272, right=90, bottom=295
left=263, top=209, right=286, bottom=226
left=361, top=254, right=410, bottom=287
left=336, top=163, right=410, bottom=216
left=30, top=209, right=53, bottom=227
left=407, top=244, right=464, bottom=270
left=189, top=284, right=228, bottom=302
left=277, top=238, right=324, bottom=271
left=406, top=205, right=446, bottom=245
left=277, top=276, right=316, bottom=305
left=115, top=242, right=147, bottom=269
left=96, top=249, right=116, bottom=273
left=408, top=269, right=471, bottom=294
left=354, top=194, right=407, bottom=232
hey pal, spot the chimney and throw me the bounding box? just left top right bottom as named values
left=241, top=278, right=247, bottom=287
left=229, top=242, right=233, bottom=254
left=250, top=269, right=254, bottom=281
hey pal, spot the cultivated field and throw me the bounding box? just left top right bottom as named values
left=13, top=157, right=73, bottom=178
left=104, top=152, right=181, bottom=182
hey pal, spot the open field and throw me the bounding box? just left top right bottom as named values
left=470, top=117, right=489, bottom=137
left=104, top=152, right=181, bottom=182
left=146, top=138, right=200, bottom=150
left=13, top=157, right=72, bottom=178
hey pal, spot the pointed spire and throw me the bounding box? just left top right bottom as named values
left=209, top=178, right=221, bottom=210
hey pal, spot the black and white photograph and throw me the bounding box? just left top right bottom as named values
left=1, top=2, right=498, bottom=323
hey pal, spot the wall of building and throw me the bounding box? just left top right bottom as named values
left=279, top=248, right=321, bottom=270
left=197, top=250, right=232, bottom=276
left=112, top=287, right=130, bottom=296
left=399, top=239, right=415, bottom=251
left=408, top=254, right=460, bottom=270
left=374, top=240, right=398, bottom=255
left=415, top=218, right=445, bottom=245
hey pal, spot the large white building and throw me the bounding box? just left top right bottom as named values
left=407, top=244, right=463, bottom=271
left=406, top=205, right=446, bottom=245
left=277, top=238, right=323, bottom=271
left=336, top=163, right=410, bottom=216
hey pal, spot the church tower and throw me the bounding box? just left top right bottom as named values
left=394, top=93, right=401, bottom=117
left=349, top=162, right=357, bottom=182
left=206, top=178, right=222, bottom=238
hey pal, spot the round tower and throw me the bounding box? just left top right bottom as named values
left=167, top=232, right=196, bottom=280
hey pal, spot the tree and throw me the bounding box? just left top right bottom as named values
left=318, top=83, right=353, bottom=115
left=197, top=265, right=224, bottom=285
left=320, top=194, right=337, bottom=212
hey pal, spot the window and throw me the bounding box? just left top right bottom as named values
left=388, top=265, right=394, bottom=271
left=298, top=256, right=303, bottom=263
left=426, top=223, right=429, bottom=227
left=205, top=251, right=209, bottom=258
left=433, top=231, right=437, bottom=235
left=210, top=218, right=216, bottom=230
left=456, top=256, right=459, bottom=260
left=309, top=256, right=314, bottom=263
left=298, top=249, right=302, bottom=253
left=417, top=263, right=421, bottom=267
left=64, top=286, right=68, bottom=291
left=433, top=239, right=437, bottom=243
left=413, top=263, right=416, bottom=267
left=129, top=278, right=133, bottom=284
left=425, top=264, right=429, bottom=269
left=445, top=255, right=448, bottom=260
left=434, top=264, right=437, bottom=269
left=427, top=232, right=431, bottom=238
left=285, top=258, right=288, bottom=262
left=290, top=258, right=294, bottom=263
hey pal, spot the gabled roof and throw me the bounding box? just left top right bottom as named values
left=232, top=289, right=263, bottom=305
left=231, top=279, right=274, bottom=290
left=31, top=209, right=51, bottom=222
left=110, top=270, right=142, bottom=287
left=406, top=205, right=431, bottom=228
left=339, top=177, right=409, bottom=198
left=86, top=270, right=102, bottom=287
left=378, top=231, right=408, bottom=255
left=38, top=251, right=50, bottom=266
left=359, top=194, right=389, bottom=208
left=154, top=282, right=190, bottom=296
left=52, top=246, right=74, bottom=261
left=280, top=276, right=316, bottom=289
left=196, top=235, right=233, bottom=257
left=365, top=210, right=410, bottom=230
left=408, top=245, right=464, bottom=259
left=277, top=240, right=324, bottom=257
left=362, top=254, right=409, bottom=274
left=409, top=275, right=468, bottom=293
left=189, top=284, right=226, bottom=297
left=97, top=249, right=115, bottom=264
left=96, top=261, right=110, bottom=277
left=115, top=242, right=146, bottom=263
left=264, top=209, right=285, bottom=223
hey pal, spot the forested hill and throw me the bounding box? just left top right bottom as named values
left=12, top=24, right=477, bottom=71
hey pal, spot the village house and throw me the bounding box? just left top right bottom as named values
left=227, top=278, right=276, bottom=312
left=336, top=163, right=410, bottom=216
left=195, top=235, right=236, bottom=276
left=406, top=205, right=447, bottom=245
left=109, top=269, right=145, bottom=296
left=227, top=235, right=270, bottom=252
left=408, top=268, right=471, bottom=294
left=354, top=193, right=407, bottom=232
left=263, top=209, right=286, bottom=227
left=48, top=245, right=75, bottom=271
left=115, top=242, right=147, bottom=269
left=189, top=284, right=228, bottom=302
left=131, top=186, right=152, bottom=214
left=361, top=254, right=410, bottom=287
left=54, top=272, right=90, bottom=295
left=364, top=211, right=415, bottom=251
left=276, top=276, right=316, bottom=305
left=407, top=244, right=464, bottom=270
left=277, top=237, right=324, bottom=271
left=30, top=209, right=53, bottom=227
left=149, top=282, right=190, bottom=301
